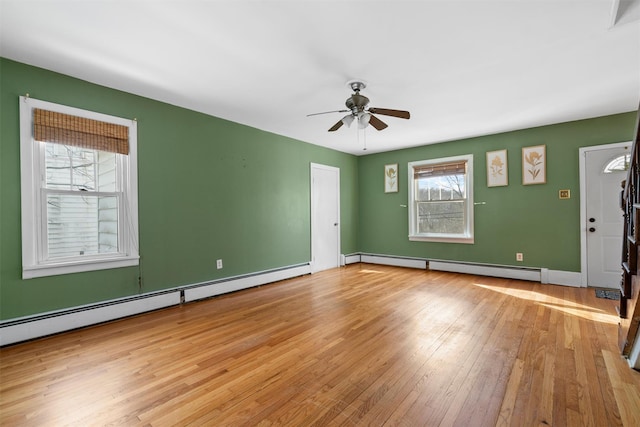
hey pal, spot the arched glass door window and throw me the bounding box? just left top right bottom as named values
left=604, top=154, right=630, bottom=174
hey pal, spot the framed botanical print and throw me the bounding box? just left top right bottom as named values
left=522, top=145, right=546, bottom=185
left=486, top=149, right=508, bottom=187
left=384, top=163, right=398, bottom=193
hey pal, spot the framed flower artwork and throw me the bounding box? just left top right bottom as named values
left=384, top=163, right=398, bottom=193
left=522, top=145, right=546, bottom=185
left=486, top=149, right=508, bottom=187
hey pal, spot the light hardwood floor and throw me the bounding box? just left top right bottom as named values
left=1, top=264, right=639, bottom=426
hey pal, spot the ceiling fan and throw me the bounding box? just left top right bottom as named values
left=308, top=81, right=410, bottom=132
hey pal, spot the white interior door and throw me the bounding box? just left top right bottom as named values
left=585, top=144, right=629, bottom=288
left=310, top=163, right=340, bottom=273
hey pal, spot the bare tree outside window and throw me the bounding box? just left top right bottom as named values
left=416, top=173, right=466, bottom=234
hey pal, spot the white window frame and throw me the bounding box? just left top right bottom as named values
left=408, top=154, right=474, bottom=244
left=20, top=96, right=139, bottom=279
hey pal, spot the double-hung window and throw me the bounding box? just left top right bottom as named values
left=20, top=97, right=139, bottom=279
left=408, top=154, right=474, bottom=243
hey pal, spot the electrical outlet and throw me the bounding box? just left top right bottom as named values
left=216, top=259, right=223, bottom=269
left=516, top=253, right=523, bottom=262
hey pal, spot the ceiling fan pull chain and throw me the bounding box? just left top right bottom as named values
left=363, top=127, right=367, bottom=151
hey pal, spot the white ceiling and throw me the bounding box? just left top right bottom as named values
left=1, top=0, right=639, bottom=155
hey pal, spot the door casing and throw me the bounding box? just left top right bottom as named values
left=579, top=141, right=630, bottom=287
left=310, top=163, right=341, bottom=273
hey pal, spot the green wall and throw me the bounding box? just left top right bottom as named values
left=1, top=57, right=636, bottom=322
left=358, top=112, right=636, bottom=271
left=0, top=58, right=358, bottom=320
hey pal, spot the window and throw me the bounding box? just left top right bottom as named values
left=20, top=97, right=139, bottom=279
left=408, top=154, right=474, bottom=243
left=604, top=154, right=630, bottom=174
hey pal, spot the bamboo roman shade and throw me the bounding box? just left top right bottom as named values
left=33, top=108, right=129, bottom=155
left=413, top=161, right=466, bottom=178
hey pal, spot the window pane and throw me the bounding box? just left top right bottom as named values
left=417, top=174, right=465, bottom=201
left=45, top=143, right=116, bottom=191
left=604, top=154, right=630, bottom=174
left=46, top=194, right=118, bottom=258
left=417, top=200, right=465, bottom=234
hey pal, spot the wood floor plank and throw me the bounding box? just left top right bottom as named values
left=2, top=264, right=640, bottom=426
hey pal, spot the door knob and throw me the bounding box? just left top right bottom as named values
left=589, top=218, right=596, bottom=223
left=334, top=223, right=338, bottom=226
left=589, top=227, right=596, bottom=232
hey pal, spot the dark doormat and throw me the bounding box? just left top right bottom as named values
left=595, top=289, right=621, bottom=300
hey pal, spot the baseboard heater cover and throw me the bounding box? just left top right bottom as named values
left=348, top=253, right=582, bottom=287
left=0, top=291, right=180, bottom=347
left=429, top=260, right=541, bottom=282
left=183, top=263, right=311, bottom=302
left=1, top=263, right=311, bottom=346
left=360, top=254, right=427, bottom=270
left=344, top=253, right=361, bottom=265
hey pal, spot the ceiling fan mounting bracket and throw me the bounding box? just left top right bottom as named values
left=347, top=80, right=367, bottom=93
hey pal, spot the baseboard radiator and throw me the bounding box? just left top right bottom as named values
left=0, top=263, right=311, bottom=346
left=344, top=253, right=428, bottom=269
left=429, top=260, right=541, bottom=282
left=349, top=253, right=582, bottom=287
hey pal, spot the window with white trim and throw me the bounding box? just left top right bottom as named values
left=20, top=97, right=139, bottom=279
left=408, top=154, right=474, bottom=243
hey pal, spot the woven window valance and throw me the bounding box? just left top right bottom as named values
left=34, top=108, right=129, bottom=155
left=413, top=161, right=466, bottom=178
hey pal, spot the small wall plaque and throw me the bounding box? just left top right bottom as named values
left=559, top=189, right=570, bottom=199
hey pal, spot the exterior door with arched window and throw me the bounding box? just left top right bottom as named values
left=585, top=144, right=630, bottom=288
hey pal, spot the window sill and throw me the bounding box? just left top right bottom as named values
left=23, top=255, right=139, bottom=279
left=409, top=234, right=475, bottom=244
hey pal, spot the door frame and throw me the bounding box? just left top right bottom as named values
left=310, top=162, right=341, bottom=274
left=579, top=141, right=630, bottom=287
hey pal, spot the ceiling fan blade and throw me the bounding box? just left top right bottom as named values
left=368, top=108, right=410, bottom=119
left=368, top=114, right=388, bottom=131
left=307, top=109, right=350, bottom=117
left=328, top=120, right=344, bottom=132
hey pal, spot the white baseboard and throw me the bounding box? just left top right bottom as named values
left=429, top=260, right=582, bottom=287
left=546, top=270, right=582, bottom=287
left=429, top=260, right=541, bottom=282
left=0, top=292, right=180, bottom=346
left=1, top=263, right=311, bottom=346
left=184, top=263, right=311, bottom=302
left=344, top=254, right=361, bottom=265
left=351, top=253, right=582, bottom=287
left=360, top=254, right=427, bottom=269
left=348, top=254, right=581, bottom=288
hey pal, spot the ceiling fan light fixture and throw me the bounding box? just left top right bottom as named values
left=342, top=114, right=355, bottom=127
left=358, top=112, right=371, bottom=129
